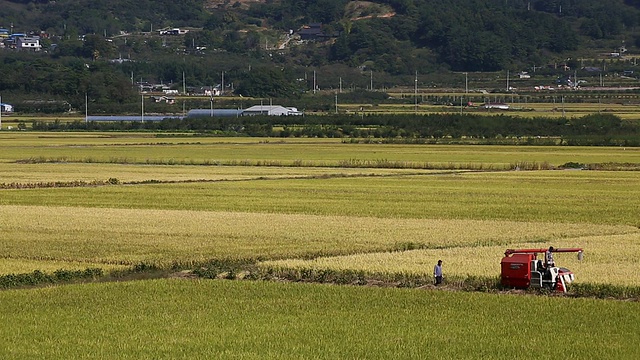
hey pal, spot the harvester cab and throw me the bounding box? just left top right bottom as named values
left=501, top=247, right=584, bottom=293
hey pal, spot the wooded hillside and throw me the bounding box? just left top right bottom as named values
left=3, top=0, right=640, bottom=107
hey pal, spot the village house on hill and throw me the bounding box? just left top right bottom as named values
left=297, top=23, right=339, bottom=41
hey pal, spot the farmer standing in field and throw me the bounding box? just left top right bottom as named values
left=433, top=260, right=443, bottom=285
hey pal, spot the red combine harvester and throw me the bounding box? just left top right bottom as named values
left=501, top=247, right=584, bottom=293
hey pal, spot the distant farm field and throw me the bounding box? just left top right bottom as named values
left=341, top=101, right=640, bottom=119
left=0, top=133, right=639, bottom=358
left=1, top=133, right=639, bottom=167
left=1, top=171, right=638, bottom=225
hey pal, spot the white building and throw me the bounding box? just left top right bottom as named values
left=518, top=72, right=531, bottom=79
left=16, top=36, right=42, bottom=51
left=242, top=105, right=303, bottom=116
left=0, top=103, right=14, bottom=113
left=159, top=28, right=189, bottom=35
left=483, top=103, right=510, bottom=110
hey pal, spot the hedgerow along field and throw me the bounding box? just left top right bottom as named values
left=1, top=133, right=639, bottom=357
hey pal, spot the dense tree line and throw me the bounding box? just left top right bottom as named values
left=30, top=113, right=640, bottom=146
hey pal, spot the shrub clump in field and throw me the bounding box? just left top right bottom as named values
left=0, top=268, right=104, bottom=289
left=559, top=162, right=586, bottom=169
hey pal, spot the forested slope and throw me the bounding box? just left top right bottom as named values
left=3, top=0, right=640, bottom=106
left=3, top=0, right=640, bottom=73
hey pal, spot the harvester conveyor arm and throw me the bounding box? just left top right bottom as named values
left=504, top=248, right=584, bottom=256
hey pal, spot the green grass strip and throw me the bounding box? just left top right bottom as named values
left=1, top=279, right=639, bottom=359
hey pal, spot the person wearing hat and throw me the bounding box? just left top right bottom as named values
left=433, top=260, right=443, bottom=285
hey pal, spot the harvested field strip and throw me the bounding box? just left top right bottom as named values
left=0, top=205, right=635, bottom=271
left=0, top=162, right=462, bottom=185
left=259, top=233, right=640, bottom=286
left=1, top=280, right=639, bottom=359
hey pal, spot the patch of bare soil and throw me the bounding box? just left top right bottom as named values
left=345, top=1, right=395, bottom=21
left=350, top=11, right=395, bottom=21
left=168, top=270, right=198, bottom=279
left=205, top=0, right=265, bottom=10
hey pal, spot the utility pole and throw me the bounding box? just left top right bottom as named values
left=335, top=92, right=338, bottom=114
left=141, top=94, right=144, bottom=123
left=370, top=70, right=373, bottom=91
left=85, top=93, right=88, bottom=123
left=506, top=70, right=510, bottom=92
left=210, top=95, right=213, bottom=117
left=414, top=71, right=418, bottom=114
left=221, top=71, right=225, bottom=96
left=182, top=71, right=186, bottom=95
left=313, top=71, right=316, bottom=94
left=339, top=77, right=342, bottom=93
left=464, top=72, right=468, bottom=94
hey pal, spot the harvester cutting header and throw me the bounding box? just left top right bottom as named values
left=501, top=247, right=584, bottom=293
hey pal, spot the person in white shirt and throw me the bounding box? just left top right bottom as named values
left=433, top=260, right=443, bottom=285
left=545, top=246, right=555, bottom=268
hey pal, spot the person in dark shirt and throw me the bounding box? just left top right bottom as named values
left=433, top=260, right=443, bottom=285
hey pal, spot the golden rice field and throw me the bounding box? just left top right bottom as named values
left=260, top=232, right=640, bottom=286
left=1, top=172, right=638, bottom=226
left=1, top=133, right=639, bottom=358
left=4, top=205, right=636, bottom=272
left=1, top=133, right=639, bottom=167
left=0, top=133, right=638, bottom=286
